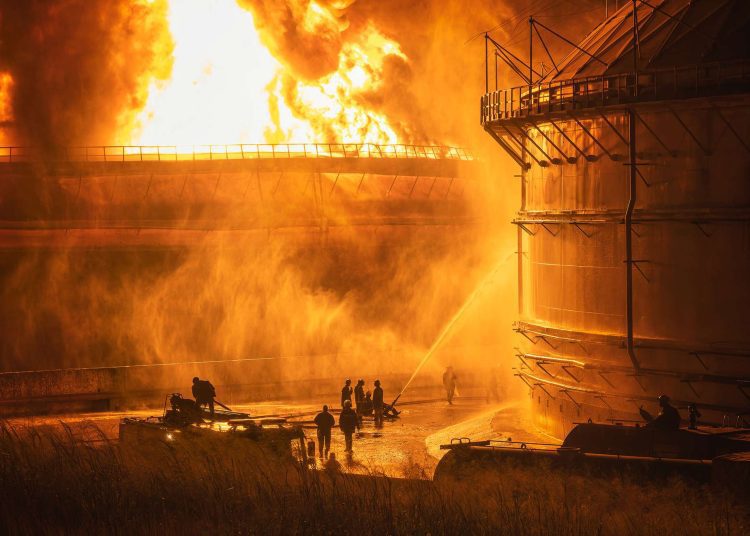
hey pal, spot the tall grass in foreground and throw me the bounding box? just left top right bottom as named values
left=0, top=421, right=747, bottom=535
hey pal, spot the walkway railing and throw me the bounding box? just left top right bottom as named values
left=481, top=59, right=750, bottom=125
left=0, top=143, right=473, bottom=164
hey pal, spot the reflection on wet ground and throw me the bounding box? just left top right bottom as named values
left=8, top=395, right=550, bottom=478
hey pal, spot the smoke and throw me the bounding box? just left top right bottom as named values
left=238, top=0, right=352, bottom=81
left=0, top=0, right=615, bottom=399
left=0, top=216, right=507, bottom=378
left=0, top=0, right=173, bottom=150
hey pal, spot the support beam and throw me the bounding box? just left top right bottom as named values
left=484, top=127, right=530, bottom=169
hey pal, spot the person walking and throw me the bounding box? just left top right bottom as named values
left=338, top=400, right=359, bottom=452
left=313, top=405, right=336, bottom=458
left=341, top=378, right=353, bottom=408
left=373, top=379, right=384, bottom=427
left=442, top=367, right=457, bottom=405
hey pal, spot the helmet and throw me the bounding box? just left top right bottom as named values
left=192, top=376, right=199, bottom=383
left=344, top=400, right=352, bottom=408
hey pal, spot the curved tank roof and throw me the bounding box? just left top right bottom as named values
left=551, top=0, right=750, bottom=82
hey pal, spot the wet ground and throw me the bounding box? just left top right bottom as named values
left=7, top=393, right=550, bottom=478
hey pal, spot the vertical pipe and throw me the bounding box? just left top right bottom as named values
left=495, top=51, right=498, bottom=90
left=519, top=148, right=527, bottom=316
left=529, top=17, right=534, bottom=109
left=518, top=225, right=524, bottom=316
left=484, top=34, right=490, bottom=95
left=626, top=0, right=640, bottom=375
left=632, top=0, right=638, bottom=97
left=626, top=109, right=640, bottom=372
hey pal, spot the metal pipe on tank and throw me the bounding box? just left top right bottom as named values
left=625, top=0, right=640, bottom=373
left=626, top=109, right=640, bottom=373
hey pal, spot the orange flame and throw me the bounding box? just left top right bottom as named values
left=129, top=0, right=406, bottom=146
left=0, top=72, right=13, bottom=145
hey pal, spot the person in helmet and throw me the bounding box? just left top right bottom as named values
left=338, top=399, right=359, bottom=452
left=443, top=366, right=457, bottom=405
left=373, top=379, right=384, bottom=427
left=646, top=395, right=681, bottom=430
left=313, top=404, right=336, bottom=458
left=340, top=378, right=353, bottom=409
left=354, top=379, right=366, bottom=419
left=688, top=403, right=702, bottom=430
left=191, top=376, right=217, bottom=419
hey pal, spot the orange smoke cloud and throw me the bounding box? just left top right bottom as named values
left=0, top=0, right=173, bottom=150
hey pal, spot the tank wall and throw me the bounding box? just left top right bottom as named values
left=521, top=101, right=750, bottom=345
left=513, top=98, right=750, bottom=429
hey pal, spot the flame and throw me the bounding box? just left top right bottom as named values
left=129, top=0, right=406, bottom=147
left=280, top=24, right=406, bottom=144
left=0, top=72, right=13, bottom=144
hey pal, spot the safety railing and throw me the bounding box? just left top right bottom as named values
left=481, top=59, right=750, bottom=125
left=0, top=143, right=473, bottom=164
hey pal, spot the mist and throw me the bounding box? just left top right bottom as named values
left=0, top=0, right=611, bottom=397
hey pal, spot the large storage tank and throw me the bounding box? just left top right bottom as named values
left=482, top=0, right=750, bottom=438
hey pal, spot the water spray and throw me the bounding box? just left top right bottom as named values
left=389, top=256, right=509, bottom=408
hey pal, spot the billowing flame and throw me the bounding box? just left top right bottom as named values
left=274, top=23, right=406, bottom=144
left=130, top=0, right=407, bottom=146
left=0, top=72, right=15, bottom=144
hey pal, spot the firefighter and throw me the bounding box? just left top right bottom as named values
left=191, top=376, right=216, bottom=419
left=338, top=400, right=359, bottom=452
left=442, top=366, right=457, bottom=405
left=341, top=378, right=353, bottom=408
left=645, top=395, right=681, bottom=430
left=486, top=366, right=501, bottom=403
left=373, top=379, right=384, bottom=427
left=361, top=391, right=374, bottom=416
left=354, top=379, right=366, bottom=416
left=313, top=404, right=336, bottom=458
left=688, top=404, right=702, bottom=430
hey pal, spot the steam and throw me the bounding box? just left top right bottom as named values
left=0, top=0, right=542, bottom=400
left=0, top=222, right=507, bottom=379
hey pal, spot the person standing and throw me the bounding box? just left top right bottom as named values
left=354, top=379, right=365, bottom=413
left=373, top=379, right=384, bottom=427
left=191, top=376, right=216, bottom=419
left=341, top=378, right=353, bottom=408
left=644, top=395, right=681, bottom=430
left=442, top=366, right=457, bottom=405
left=486, top=367, right=500, bottom=403
left=688, top=404, right=702, bottom=430
left=339, top=400, right=359, bottom=452
left=313, top=405, right=336, bottom=458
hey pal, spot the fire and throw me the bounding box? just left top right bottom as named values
left=0, top=72, right=13, bottom=144
left=131, top=0, right=285, bottom=145
left=129, top=0, right=406, bottom=147
left=283, top=24, right=406, bottom=144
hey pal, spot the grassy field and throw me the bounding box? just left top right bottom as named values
left=0, top=421, right=747, bottom=535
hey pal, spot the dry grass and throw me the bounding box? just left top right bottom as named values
left=0, top=421, right=747, bottom=535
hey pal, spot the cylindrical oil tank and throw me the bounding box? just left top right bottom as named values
left=482, top=0, right=750, bottom=439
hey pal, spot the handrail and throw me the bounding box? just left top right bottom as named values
left=481, top=58, right=750, bottom=124
left=0, top=143, right=474, bottom=164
